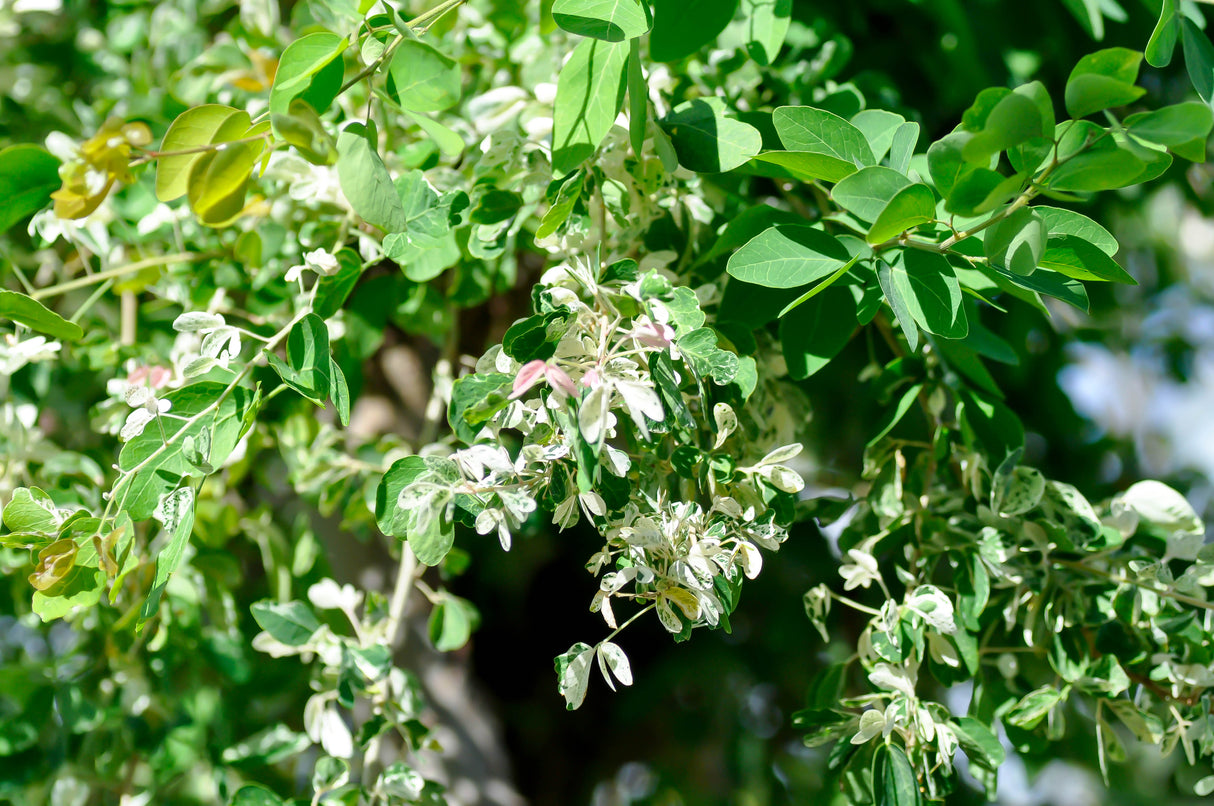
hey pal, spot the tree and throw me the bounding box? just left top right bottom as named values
left=1, top=0, right=1214, bottom=803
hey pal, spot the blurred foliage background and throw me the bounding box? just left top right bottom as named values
left=2, top=0, right=1212, bottom=804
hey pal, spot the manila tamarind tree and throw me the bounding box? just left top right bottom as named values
left=3, top=0, right=1214, bottom=803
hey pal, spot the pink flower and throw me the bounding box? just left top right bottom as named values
left=632, top=320, right=675, bottom=349
left=511, top=360, right=579, bottom=399
left=128, top=365, right=172, bottom=388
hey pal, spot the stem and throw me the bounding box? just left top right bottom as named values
left=386, top=544, right=419, bottom=648
left=31, top=252, right=208, bottom=300
left=828, top=591, right=882, bottom=617
left=129, top=133, right=272, bottom=167
left=871, top=153, right=1064, bottom=255
left=604, top=603, right=655, bottom=642
left=339, top=0, right=468, bottom=96
left=363, top=543, right=420, bottom=793
left=1052, top=557, right=1214, bottom=613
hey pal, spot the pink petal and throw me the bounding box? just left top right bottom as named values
left=510, top=360, right=547, bottom=399
left=546, top=365, right=578, bottom=397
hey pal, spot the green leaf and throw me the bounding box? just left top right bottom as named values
left=778, top=252, right=862, bottom=316
left=0, top=145, right=60, bottom=232
left=677, top=328, right=739, bottom=384
left=503, top=310, right=573, bottom=363
left=221, top=725, right=312, bottom=765
left=660, top=98, right=762, bottom=173
left=314, top=248, right=363, bottom=318
left=448, top=373, right=515, bottom=443
left=986, top=263, right=1090, bottom=311
left=330, top=358, right=350, bottom=427
left=471, top=188, right=523, bottom=225
left=114, top=383, right=258, bottom=520
left=374, top=456, right=461, bottom=565
left=1182, top=18, right=1214, bottom=106
left=952, top=717, right=1005, bottom=772
left=0, top=290, right=83, bottom=341
left=779, top=285, right=857, bottom=379
left=272, top=99, right=337, bottom=165
left=957, top=388, right=1024, bottom=462
left=267, top=313, right=333, bottom=403
left=251, top=600, right=322, bottom=646
left=649, top=0, right=738, bottom=62
left=877, top=260, right=919, bottom=352
left=1014, top=81, right=1056, bottom=141
left=1037, top=206, right=1118, bottom=256
left=983, top=207, right=1045, bottom=277
left=1146, top=0, right=1179, bottom=68
left=886, top=250, right=967, bottom=338
left=944, top=167, right=1023, bottom=217
left=387, top=39, right=462, bottom=112
left=428, top=593, right=475, bottom=651
left=1125, top=102, right=1213, bottom=162
left=156, top=106, right=250, bottom=202
left=867, top=382, right=923, bottom=446
left=628, top=39, right=647, bottom=156
left=404, top=109, right=465, bottom=157
left=649, top=352, right=695, bottom=431
left=866, top=184, right=936, bottom=244
left=751, top=150, right=859, bottom=184
left=552, top=0, right=650, bottom=41
left=536, top=170, right=586, bottom=239
left=1039, top=234, right=1134, bottom=283
left=772, top=106, right=874, bottom=176
left=313, top=757, right=349, bottom=792
left=229, top=785, right=284, bottom=806
left=2, top=487, right=60, bottom=535
left=992, top=465, right=1046, bottom=516
left=832, top=167, right=912, bottom=222
left=1006, top=685, right=1067, bottom=728
left=962, top=92, right=1043, bottom=163
left=726, top=225, right=851, bottom=288
left=552, top=38, right=629, bottom=174
left=927, top=131, right=967, bottom=197
left=1106, top=699, right=1164, bottom=744
left=851, top=109, right=905, bottom=163
left=879, top=744, right=921, bottom=806
left=269, top=32, right=347, bottom=118
left=138, top=486, right=196, bottom=626
left=1064, top=47, right=1145, bottom=118
left=185, top=128, right=263, bottom=227
left=31, top=564, right=105, bottom=622
left=741, top=0, right=791, bottom=65
left=337, top=122, right=408, bottom=232
left=887, top=122, right=919, bottom=175
left=1046, top=144, right=1147, bottom=192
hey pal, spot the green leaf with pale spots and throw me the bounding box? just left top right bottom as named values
left=677, top=328, right=739, bottom=384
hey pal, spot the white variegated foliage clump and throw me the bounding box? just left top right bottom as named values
left=799, top=445, right=1214, bottom=800
left=386, top=259, right=807, bottom=709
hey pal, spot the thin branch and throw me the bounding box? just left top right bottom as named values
left=31, top=252, right=209, bottom=300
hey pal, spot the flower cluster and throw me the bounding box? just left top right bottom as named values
left=381, top=258, right=807, bottom=707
